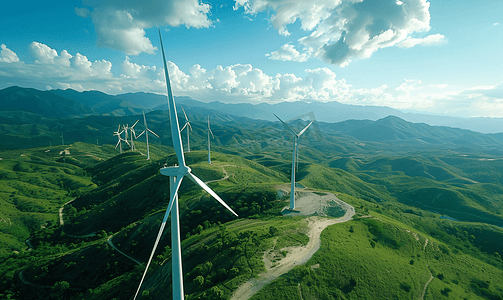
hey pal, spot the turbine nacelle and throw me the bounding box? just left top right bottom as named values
left=160, top=165, right=191, bottom=177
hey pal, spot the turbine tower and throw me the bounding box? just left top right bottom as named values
left=136, top=111, right=160, bottom=160
left=274, top=114, right=314, bottom=210
left=133, top=29, right=238, bottom=300
left=113, top=124, right=125, bottom=153
left=179, top=106, right=192, bottom=152
left=207, top=116, right=215, bottom=164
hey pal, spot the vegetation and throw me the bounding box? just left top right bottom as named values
left=1, top=105, right=503, bottom=299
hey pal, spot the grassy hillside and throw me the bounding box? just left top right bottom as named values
left=1, top=112, right=503, bottom=300
left=251, top=215, right=503, bottom=300
left=0, top=142, right=116, bottom=256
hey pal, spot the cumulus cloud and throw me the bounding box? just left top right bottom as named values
left=122, top=56, right=156, bottom=78
left=78, top=0, right=213, bottom=55
left=236, top=0, right=443, bottom=66
left=0, top=44, right=19, bottom=63
left=1, top=41, right=501, bottom=117
left=1, top=42, right=118, bottom=93
left=266, top=43, right=308, bottom=62
left=398, top=33, right=445, bottom=48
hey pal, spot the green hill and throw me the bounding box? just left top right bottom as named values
left=0, top=142, right=116, bottom=256
left=1, top=109, right=503, bottom=300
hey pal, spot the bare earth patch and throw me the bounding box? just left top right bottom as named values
left=231, top=191, right=355, bottom=300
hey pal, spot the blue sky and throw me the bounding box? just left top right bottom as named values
left=1, top=0, right=502, bottom=118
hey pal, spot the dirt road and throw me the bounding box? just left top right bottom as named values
left=231, top=192, right=355, bottom=300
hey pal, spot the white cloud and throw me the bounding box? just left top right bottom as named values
left=79, top=0, right=213, bottom=55
left=75, top=7, right=90, bottom=18
left=122, top=56, right=156, bottom=78
left=1, top=41, right=502, bottom=117
left=236, top=0, right=443, bottom=66
left=398, top=33, right=445, bottom=48
left=0, top=44, right=19, bottom=63
left=1, top=42, right=116, bottom=93
left=266, top=43, right=309, bottom=62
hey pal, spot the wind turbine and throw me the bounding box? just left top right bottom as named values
left=207, top=116, right=214, bottom=164
left=129, top=120, right=140, bottom=151
left=133, top=29, right=238, bottom=300
left=274, top=114, right=314, bottom=210
left=179, top=106, right=193, bottom=152
left=136, top=111, right=159, bottom=160
left=113, top=124, right=125, bottom=154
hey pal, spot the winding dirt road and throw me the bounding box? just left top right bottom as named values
left=421, top=269, right=434, bottom=300
left=204, top=164, right=237, bottom=184
left=59, top=198, right=76, bottom=226
left=231, top=193, right=355, bottom=300
left=107, top=236, right=143, bottom=266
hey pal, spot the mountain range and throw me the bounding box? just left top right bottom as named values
left=1, top=86, right=502, bottom=134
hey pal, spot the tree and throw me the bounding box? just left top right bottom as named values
left=194, top=225, right=203, bottom=235
left=193, top=275, right=204, bottom=288
left=207, top=286, right=224, bottom=299
left=230, top=267, right=240, bottom=277
left=51, top=281, right=70, bottom=299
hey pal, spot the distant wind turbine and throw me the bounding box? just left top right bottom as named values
left=179, top=106, right=192, bottom=152
left=133, top=29, right=238, bottom=300
left=130, top=120, right=140, bottom=151
left=274, top=114, right=314, bottom=210
left=207, top=116, right=215, bottom=164
left=136, top=111, right=159, bottom=160
left=113, top=124, right=125, bottom=154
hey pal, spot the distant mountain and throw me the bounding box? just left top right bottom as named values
left=1, top=86, right=503, bottom=133
left=115, top=92, right=168, bottom=110
left=149, top=94, right=503, bottom=134
left=324, top=115, right=503, bottom=146
left=50, top=89, right=146, bottom=116
left=0, top=86, right=95, bottom=118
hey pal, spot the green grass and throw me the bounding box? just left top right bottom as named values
left=251, top=217, right=503, bottom=300
left=0, top=143, right=116, bottom=256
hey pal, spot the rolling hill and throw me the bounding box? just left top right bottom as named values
left=1, top=92, right=503, bottom=299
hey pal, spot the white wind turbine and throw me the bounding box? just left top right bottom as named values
left=136, top=111, right=159, bottom=160
left=274, top=114, right=314, bottom=210
left=113, top=124, right=125, bottom=154
left=129, top=120, right=140, bottom=151
left=179, top=106, right=193, bottom=152
left=133, top=29, right=238, bottom=300
left=207, top=116, right=215, bottom=164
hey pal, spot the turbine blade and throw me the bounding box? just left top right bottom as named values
left=136, top=130, right=145, bottom=138
left=165, top=175, right=184, bottom=216
left=181, top=106, right=189, bottom=122
left=133, top=176, right=183, bottom=300
left=273, top=113, right=298, bottom=136
left=180, top=123, right=188, bottom=132
left=115, top=140, right=120, bottom=149
left=159, top=29, right=186, bottom=167
left=148, top=128, right=160, bottom=138
left=132, top=120, right=139, bottom=128
left=297, top=120, right=314, bottom=136
left=186, top=172, right=238, bottom=217
left=187, top=122, right=193, bottom=131
left=209, top=129, right=215, bottom=139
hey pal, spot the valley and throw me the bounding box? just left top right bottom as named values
left=1, top=88, right=503, bottom=299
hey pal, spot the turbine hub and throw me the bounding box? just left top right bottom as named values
left=178, top=165, right=191, bottom=176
